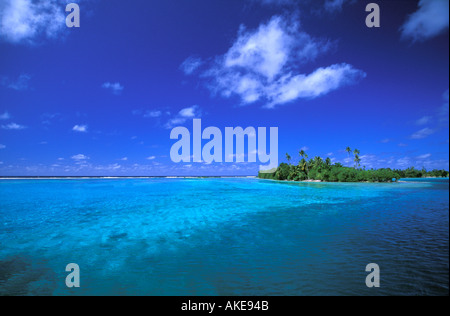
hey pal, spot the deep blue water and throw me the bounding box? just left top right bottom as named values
left=0, top=178, right=448, bottom=296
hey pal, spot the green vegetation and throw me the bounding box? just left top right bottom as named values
left=258, top=148, right=449, bottom=182
left=258, top=167, right=278, bottom=179
left=394, top=167, right=449, bottom=179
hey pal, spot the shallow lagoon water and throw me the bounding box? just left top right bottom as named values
left=0, top=178, right=448, bottom=295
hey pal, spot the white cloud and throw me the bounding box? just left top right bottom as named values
left=342, top=157, right=352, bottom=166
left=421, top=159, right=450, bottom=170
left=93, top=163, right=122, bottom=171
left=198, top=15, right=365, bottom=108
left=358, top=154, right=380, bottom=169
left=264, top=63, right=365, bottom=108
left=0, top=111, right=11, bottom=120
left=165, top=117, right=187, bottom=128
left=144, top=110, right=162, bottom=118
left=411, top=127, right=435, bottom=139
left=1, top=122, right=26, bottom=130
left=417, top=153, right=432, bottom=159
left=300, top=146, right=309, bottom=151
left=324, top=0, right=347, bottom=12
left=179, top=106, right=198, bottom=118
left=224, top=18, right=294, bottom=80
left=413, top=90, right=449, bottom=128
left=380, top=138, right=391, bottom=143
left=147, top=156, right=156, bottom=160
left=0, top=144, right=5, bottom=149
left=180, top=56, right=203, bottom=75
left=397, top=157, right=412, bottom=168
left=71, top=154, right=89, bottom=161
left=119, top=157, right=128, bottom=161
left=401, top=0, right=449, bottom=42
left=0, top=0, right=66, bottom=44
left=72, top=125, right=88, bottom=133
left=41, top=112, right=60, bottom=125
left=165, top=105, right=201, bottom=129
left=102, top=82, right=124, bottom=95
left=416, top=116, right=432, bottom=125
left=1, top=74, right=31, bottom=90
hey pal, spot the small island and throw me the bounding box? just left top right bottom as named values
left=259, top=148, right=449, bottom=183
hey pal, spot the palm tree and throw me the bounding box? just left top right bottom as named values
left=325, top=157, right=332, bottom=166
left=286, top=153, right=292, bottom=165
left=354, top=154, right=361, bottom=169
left=346, top=147, right=352, bottom=167
left=299, top=158, right=307, bottom=172
left=314, top=156, right=323, bottom=167
left=299, top=150, right=309, bottom=179
left=299, top=149, right=306, bottom=159
left=308, top=157, right=315, bottom=170
left=353, top=149, right=360, bottom=169
left=421, top=167, right=427, bottom=176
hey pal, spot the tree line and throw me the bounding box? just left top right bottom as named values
left=259, top=147, right=449, bottom=182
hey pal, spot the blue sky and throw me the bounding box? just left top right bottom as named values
left=0, top=0, right=448, bottom=176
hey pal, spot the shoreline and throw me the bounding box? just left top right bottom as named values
left=260, top=177, right=449, bottom=184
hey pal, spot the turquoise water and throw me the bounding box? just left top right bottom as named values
left=0, top=178, right=448, bottom=296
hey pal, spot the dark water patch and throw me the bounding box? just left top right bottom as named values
left=0, top=255, right=57, bottom=296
